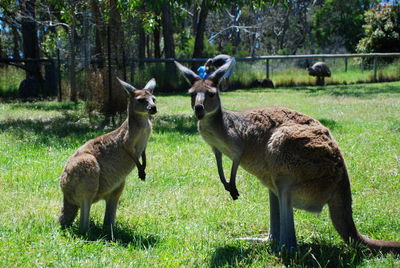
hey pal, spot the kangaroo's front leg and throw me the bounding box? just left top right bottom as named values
left=138, top=150, right=146, bottom=181
left=125, top=146, right=146, bottom=181
left=228, top=160, right=240, bottom=200
left=213, top=148, right=240, bottom=200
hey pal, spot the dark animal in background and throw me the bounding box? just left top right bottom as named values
left=59, top=78, right=157, bottom=236
left=308, top=61, right=331, bottom=86
left=175, top=60, right=400, bottom=253
left=252, top=78, right=274, bottom=88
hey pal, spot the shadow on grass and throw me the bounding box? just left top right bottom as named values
left=64, top=221, right=159, bottom=249
left=210, top=241, right=371, bottom=267
left=0, top=111, right=198, bottom=147
left=238, top=82, right=400, bottom=99
left=0, top=113, right=105, bottom=146
left=299, top=82, right=400, bottom=98
left=152, top=114, right=198, bottom=135
left=5, top=101, right=81, bottom=111
left=210, top=245, right=258, bottom=267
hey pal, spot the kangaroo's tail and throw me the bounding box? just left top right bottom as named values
left=328, top=165, right=400, bottom=254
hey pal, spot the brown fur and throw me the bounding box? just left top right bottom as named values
left=58, top=78, right=156, bottom=234
left=175, top=60, right=400, bottom=253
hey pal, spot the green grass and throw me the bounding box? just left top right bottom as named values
left=1, top=82, right=400, bottom=267
left=0, top=66, right=24, bottom=98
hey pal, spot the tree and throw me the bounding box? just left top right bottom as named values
left=313, top=0, right=376, bottom=52
left=161, top=1, right=176, bottom=78
left=20, top=0, right=43, bottom=98
left=356, top=4, right=400, bottom=54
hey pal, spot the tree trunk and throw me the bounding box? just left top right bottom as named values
left=192, top=0, right=208, bottom=60
left=153, top=20, right=161, bottom=58
left=68, top=0, right=77, bottom=102
left=231, top=5, right=241, bottom=55
left=146, top=34, right=152, bottom=58
left=161, top=3, right=175, bottom=59
left=20, top=0, right=43, bottom=98
left=161, top=2, right=176, bottom=89
left=108, top=0, right=127, bottom=113
left=138, top=20, right=146, bottom=67
left=91, top=0, right=105, bottom=69
left=89, top=0, right=126, bottom=114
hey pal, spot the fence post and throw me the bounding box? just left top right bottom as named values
left=344, top=57, right=348, bottom=72
left=373, top=56, right=377, bottom=82
left=266, top=59, right=270, bottom=79
left=57, top=49, right=62, bottom=102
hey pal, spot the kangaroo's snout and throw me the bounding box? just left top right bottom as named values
left=148, top=105, right=157, bottom=115
left=194, top=105, right=205, bottom=119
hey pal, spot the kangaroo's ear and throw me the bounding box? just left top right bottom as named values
left=117, top=77, right=136, bottom=95
left=174, top=61, right=201, bottom=85
left=144, top=78, right=156, bottom=93
left=208, top=59, right=234, bottom=86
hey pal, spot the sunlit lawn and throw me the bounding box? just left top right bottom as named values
left=0, top=81, right=399, bottom=267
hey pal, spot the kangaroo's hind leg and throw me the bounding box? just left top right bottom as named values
left=268, top=189, right=280, bottom=243
left=103, top=181, right=125, bottom=237
left=79, top=189, right=97, bottom=234
left=274, top=177, right=297, bottom=252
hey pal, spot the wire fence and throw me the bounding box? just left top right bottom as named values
left=1, top=53, right=400, bottom=102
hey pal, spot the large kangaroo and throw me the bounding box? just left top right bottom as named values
left=175, top=60, right=400, bottom=253
left=58, top=78, right=157, bottom=235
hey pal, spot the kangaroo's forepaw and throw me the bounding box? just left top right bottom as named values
left=138, top=170, right=146, bottom=181
left=229, top=188, right=240, bottom=200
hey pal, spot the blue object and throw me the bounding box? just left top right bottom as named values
left=197, top=66, right=209, bottom=79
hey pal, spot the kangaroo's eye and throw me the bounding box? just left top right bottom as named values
left=152, top=98, right=156, bottom=103
left=208, top=92, right=215, bottom=97
left=137, top=98, right=146, bottom=103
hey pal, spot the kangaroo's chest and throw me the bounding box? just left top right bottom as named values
left=199, top=122, right=242, bottom=161
left=131, top=127, right=151, bottom=156
left=97, top=126, right=151, bottom=197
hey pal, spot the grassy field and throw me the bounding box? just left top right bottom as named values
left=0, top=82, right=399, bottom=267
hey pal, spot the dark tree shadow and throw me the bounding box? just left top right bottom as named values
left=210, top=240, right=375, bottom=267
left=152, top=114, right=198, bottom=135
left=0, top=113, right=107, bottom=147
left=8, top=101, right=80, bottom=111
left=63, top=221, right=159, bottom=249
left=235, top=82, right=400, bottom=98
left=297, top=83, right=400, bottom=98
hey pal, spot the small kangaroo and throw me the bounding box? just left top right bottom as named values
left=175, top=60, right=400, bottom=253
left=58, top=78, right=157, bottom=235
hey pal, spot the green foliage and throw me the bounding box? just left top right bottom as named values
left=176, top=34, right=219, bottom=59
left=313, top=0, right=375, bottom=52
left=356, top=4, right=400, bottom=54
left=1, top=82, right=400, bottom=266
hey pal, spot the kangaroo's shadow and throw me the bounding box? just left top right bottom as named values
left=63, top=221, right=159, bottom=249
left=210, top=240, right=372, bottom=267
